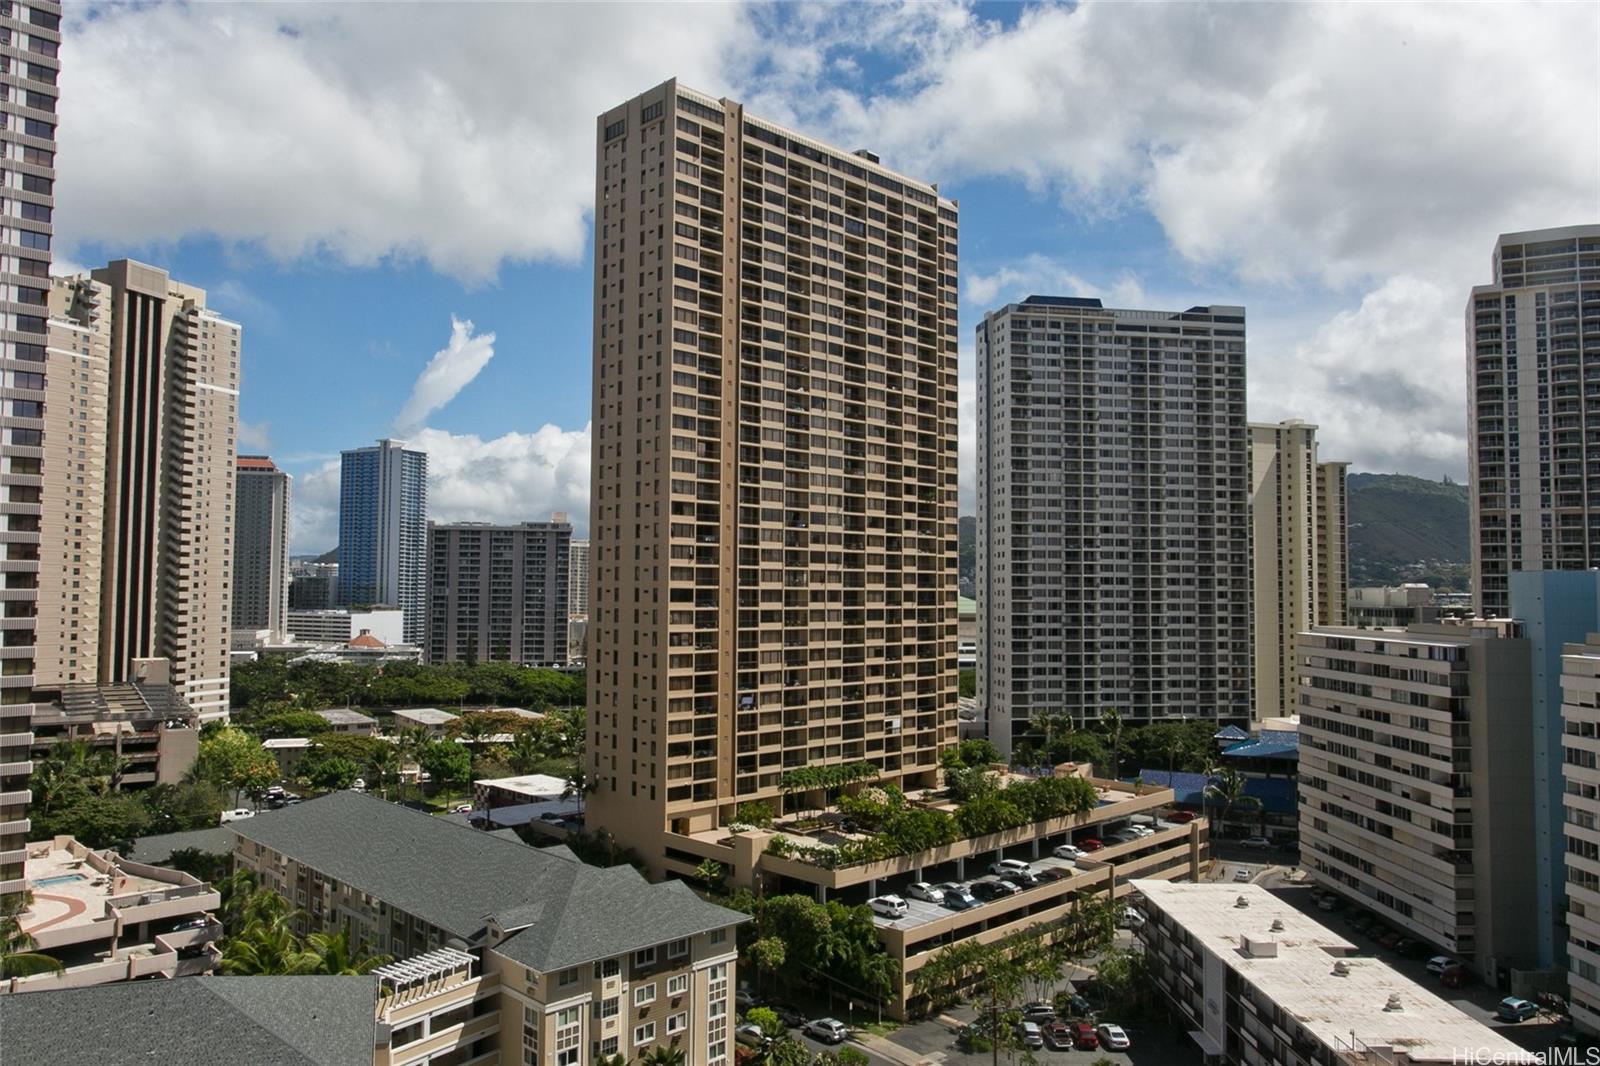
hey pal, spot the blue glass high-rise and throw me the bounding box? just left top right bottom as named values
left=337, top=439, right=428, bottom=644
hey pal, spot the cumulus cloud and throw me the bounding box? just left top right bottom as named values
left=236, top=420, right=272, bottom=453
left=290, top=422, right=591, bottom=555
left=57, top=3, right=754, bottom=282
left=393, top=316, right=496, bottom=435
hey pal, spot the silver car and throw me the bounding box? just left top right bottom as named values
left=905, top=881, right=945, bottom=904
left=804, top=1018, right=848, bottom=1044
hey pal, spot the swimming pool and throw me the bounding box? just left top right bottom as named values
left=32, top=873, right=87, bottom=888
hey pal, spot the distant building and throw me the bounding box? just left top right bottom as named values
left=978, top=294, right=1250, bottom=747
left=390, top=707, right=459, bottom=737
left=1561, top=632, right=1600, bottom=1034
left=287, top=607, right=404, bottom=646
left=425, top=520, right=570, bottom=667
left=30, top=658, right=200, bottom=789
left=568, top=536, right=590, bottom=618
left=233, top=456, right=291, bottom=639
left=1249, top=420, right=1347, bottom=723
left=336, top=439, right=427, bottom=643
left=1298, top=621, right=1538, bottom=980
left=314, top=708, right=378, bottom=736
left=288, top=560, right=337, bottom=610
left=1468, top=225, right=1600, bottom=618
left=1347, top=583, right=1440, bottom=628
left=5, top=836, right=219, bottom=993
left=1134, top=880, right=1538, bottom=1065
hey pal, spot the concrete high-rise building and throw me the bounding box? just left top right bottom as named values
left=91, top=261, right=239, bottom=721
left=288, top=559, right=337, bottom=610
left=976, top=295, right=1250, bottom=750
left=1468, top=225, right=1600, bottom=619
left=425, top=519, right=571, bottom=667
left=232, top=456, right=290, bottom=638
left=35, top=277, right=110, bottom=688
left=568, top=537, right=590, bottom=618
left=1560, top=632, right=1600, bottom=1034
left=1298, top=621, right=1538, bottom=979
left=0, top=0, right=61, bottom=902
left=1249, top=420, right=1348, bottom=722
left=586, top=80, right=960, bottom=862
left=335, top=439, right=427, bottom=643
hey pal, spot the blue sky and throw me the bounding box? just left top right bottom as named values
left=54, top=2, right=1598, bottom=552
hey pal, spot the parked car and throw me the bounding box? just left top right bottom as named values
left=1440, top=962, right=1470, bottom=988
left=1497, top=997, right=1539, bottom=1023
left=767, top=1004, right=807, bottom=1028
left=990, top=858, right=1035, bottom=882
left=220, top=808, right=254, bottom=823
left=1233, top=868, right=1252, bottom=883
left=1041, top=1022, right=1074, bottom=1050
left=1021, top=1002, right=1054, bottom=1022
left=937, top=883, right=979, bottom=910
left=1169, top=811, right=1198, bottom=824
left=453, top=804, right=473, bottom=814
left=1014, top=1022, right=1043, bottom=1049
left=1240, top=836, right=1273, bottom=850
left=1053, top=843, right=1084, bottom=860
left=735, top=989, right=757, bottom=1011
left=735, top=1024, right=769, bottom=1050
left=1108, top=831, right=1141, bottom=845
left=1317, top=896, right=1341, bottom=911
left=969, top=880, right=1017, bottom=902
left=1119, top=906, right=1146, bottom=929
left=1059, top=993, right=1093, bottom=1019
left=1035, top=868, right=1068, bottom=884
left=1071, top=1022, right=1099, bottom=1050
left=906, top=882, right=944, bottom=904
left=1095, top=1024, right=1131, bottom=1051
left=173, top=916, right=210, bottom=931
left=1376, top=929, right=1403, bottom=950
left=868, top=895, right=909, bottom=919
left=1394, top=937, right=1426, bottom=959
left=804, top=1018, right=848, bottom=1044
left=1129, top=825, right=1155, bottom=837
left=1078, top=838, right=1104, bottom=852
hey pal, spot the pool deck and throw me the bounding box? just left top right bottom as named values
left=22, top=843, right=169, bottom=936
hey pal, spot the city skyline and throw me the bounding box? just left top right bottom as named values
left=42, top=4, right=1597, bottom=553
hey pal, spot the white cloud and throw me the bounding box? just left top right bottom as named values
left=393, top=316, right=496, bottom=436
left=964, top=255, right=1149, bottom=310
left=237, top=420, right=272, bottom=453
left=58, top=3, right=755, bottom=282
left=289, top=422, right=591, bottom=555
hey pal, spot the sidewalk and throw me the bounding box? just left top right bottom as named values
left=854, top=1029, right=940, bottom=1066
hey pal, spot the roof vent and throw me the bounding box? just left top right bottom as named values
left=1235, top=895, right=1249, bottom=908
left=1384, top=994, right=1403, bottom=1012
left=853, top=149, right=880, bottom=164
left=1270, top=918, right=1285, bottom=932
left=1332, top=961, right=1350, bottom=977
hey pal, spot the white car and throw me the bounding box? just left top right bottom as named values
left=220, top=808, right=255, bottom=823
left=905, top=882, right=945, bottom=904
left=1426, top=955, right=1457, bottom=976
left=1096, top=1023, right=1131, bottom=1051
left=1053, top=843, right=1083, bottom=860
left=868, top=895, right=908, bottom=919
left=1233, top=868, right=1252, bottom=883
left=1129, top=824, right=1155, bottom=837
left=1118, top=906, right=1146, bottom=929
left=990, top=858, right=1033, bottom=880
left=804, top=1018, right=848, bottom=1044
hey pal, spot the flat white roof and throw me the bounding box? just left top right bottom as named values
left=263, top=737, right=311, bottom=749
left=475, top=773, right=570, bottom=798
left=391, top=707, right=459, bottom=726
left=316, top=707, right=377, bottom=726
left=1132, top=881, right=1539, bottom=1064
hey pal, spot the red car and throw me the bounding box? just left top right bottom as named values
left=1169, top=811, right=1197, bottom=824
left=1078, top=838, right=1105, bottom=852
left=1072, top=1022, right=1099, bottom=1050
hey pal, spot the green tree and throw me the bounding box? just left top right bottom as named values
left=1204, top=766, right=1259, bottom=835
left=220, top=886, right=315, bottom=975
left=1099, top=708, right=1126, bottom=778
left=734, top=801, right=774, bottom=829
left=194, top=726, right=279, bottom=807
left=748, top=938, right=787, bottom=996
left=766, top=1039, right=813, bottom=1066
left=304, top=755, right=361, bottom=792
left=137, top=781, right=225, bottom=833
left=253, top=710, right=333, bottom=740
left=745, top=1005, right=785, bottom=1042
left=165, top=846, right=231, bottom=883
left=300, top=928, right=391, bottom=975
left=639, top=1047, right=686, bottom=1066
left=1, top=892, right=62, bottom=979
left=417, top=741, right=472, bottom=801
left=694, top=858, right=726, bottom=894
left=958, top=668, right=976, bottom=698
left=33, top=792, right=150, bottom=850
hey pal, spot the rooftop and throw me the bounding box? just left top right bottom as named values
left=125, top=826, right=238, bottom=866
left=229, top=791, right=743, bottom=969
left=390, top=707, right=458, bottom=726
left=23, top=840, right=180, bottom=938
left=476, top=773, right=571, bottom=798
left=0, top=976, right=378, bottom=1065
left=316, top=707, right=377, bottom=727
left=1132, top=881, right=1538, bottom=1064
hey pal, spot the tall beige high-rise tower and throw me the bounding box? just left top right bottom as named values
left=1469, top=225, right=1600, bottom=618
left=233, top=456, right=291, bottom=638
left=38, top=261, right=241, bottom=721
left=587, top=80, right=959, bottom=865
left=0, top=0, right=61, bottom=902
left=1248, top=420, right=1347, bottom=722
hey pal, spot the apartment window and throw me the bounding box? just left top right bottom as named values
left=634, top=983, right=657, bottom=1006
left=634, top=947, right=656, bottom=967
left=597, top=996, right=620, bottom=1019
left=600, top=1038, right=620, bottom=1058
left=558, top=966, right=580, bottom=987
left=594, top=958, right=621, bottom=979
left=668, top=974, right=689, bottom=996
left=709, top=928, right=728, bottom=946
left=634, top=1022, right=656, bottom=1046
left=667, top=1012, right=688, bottom=1035
left=667, top=938, right=689, bottom=959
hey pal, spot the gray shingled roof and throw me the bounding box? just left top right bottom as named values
left=0, top=976, right=377, bottom=1065
left=229, top=792, right=743, bottom=959
left=125, top=825, right=237, bottom=865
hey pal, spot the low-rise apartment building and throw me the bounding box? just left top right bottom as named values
left=1298, top=621, right=1539, bottom=983
left=1134, top=880, right=1537, bottom=1065
left=29, top=666, right=199, bottom=788
left=229, top=792, right=745, bottom=1066
left=658, top=767, right=1206, bottom=1018
left=1559, top=633, right=1600, bottom=1034
left=315, top=707, right=378, bottom=736
left=5, top=836, right=220, bottom=994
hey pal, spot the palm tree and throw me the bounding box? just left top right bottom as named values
left=1, top=893, right=62, bottom=980
left=639, top=1046, right=686, bottom=1066
left=394, top=727, right=432, bottom=801
left=365, top=743, right=400, bottom=801
left=1204, top=766, right=1260, bottom=837
left=1099, top=708, right=1126, bottom=779
left=301, top=928, right=391, bottom=975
